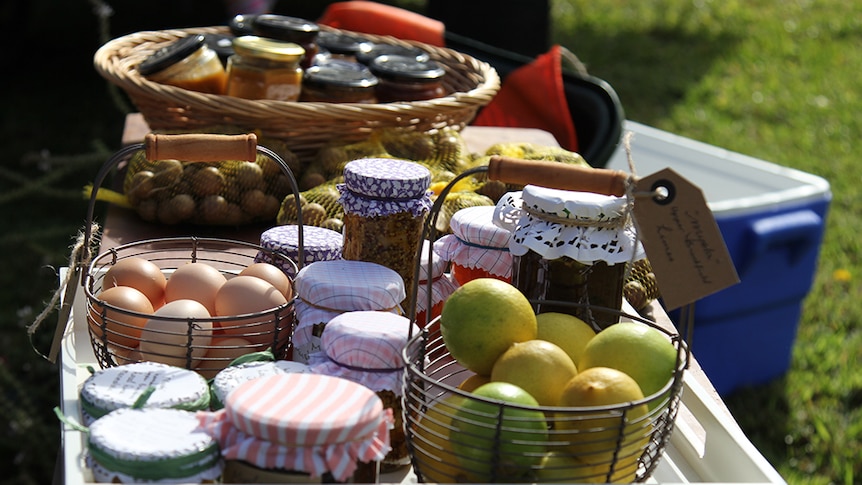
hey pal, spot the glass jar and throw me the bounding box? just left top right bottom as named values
left=368, top=55, right=447, bottom=102
left=338, top=158, right=433, bottom=297
left=316, top=30, right=373, bottom=62
left=495, top=186, right=639, bottom=327
left=252, top=14, right=320, bottom=69
left=355, top=43, right=430, bottom=66
left=300, top=60, right=378, bottom=103
left=291, top=259, right=406, bottom=363
left=199, top=373, right=392, bottom=483
left=308, top=310, right=420, bottom=472
left=255, top=224, right=344, bottom=278
left=138, top=34, right=228, bottom=95
left=226, top=35, right=305, bottom=101
left=415, top=240, right=459, bottom=329
left=435, top=205, right=513, bottom=285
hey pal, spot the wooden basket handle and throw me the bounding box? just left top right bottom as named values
left=488, top=155, right=631, bottom=196
left=144, top=133, right=258, bottom=162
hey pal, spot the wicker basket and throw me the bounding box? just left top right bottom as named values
left=93, top=26, right=500, bottom=158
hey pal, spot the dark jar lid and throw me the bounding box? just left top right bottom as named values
left=252, top=14, right=320, bottom=44
left=355, top=43, right=430, bottom=65
left=317, top=31, right=373, bottom=56
left=203, top=33, right=235, bottom=65
left=369, top=55, right=445, bottom=83
left=138, top=34, right=206, bottom=76
left=303, top=61, right=378, bottom=89
left=228, top=13, right=258, bottom=36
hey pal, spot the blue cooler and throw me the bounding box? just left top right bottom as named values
left=607, top=121, right=832, bottom=396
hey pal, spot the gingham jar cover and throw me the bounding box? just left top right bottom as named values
left=494, top=185, right=641, bottom=264
left=197, top=373, right=392, bottom=481
left=255, top=224, right=343, bottom=276
left=308, top=311, right=419, bottom=392
left=416, top=240, right=459, bottom=314
left=435, top=205, right=513, bottom=278
left=337, top=158, right=433, bottom=217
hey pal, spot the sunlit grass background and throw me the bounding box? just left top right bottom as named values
left=2, top=1, right=859, bottom=484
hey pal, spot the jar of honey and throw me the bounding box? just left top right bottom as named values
left=299, top=60, right=378, bottom=103
left=226, top=35, right=305, bottom=101
left=252, top=14, right=320, bottom=69
left=435, top=205, right=513, bottom=285
left=368, top=55, right=447, bottom=102
left=494, top=186, right=640, bottom=327
left=138, top=34, right=228, bottom=95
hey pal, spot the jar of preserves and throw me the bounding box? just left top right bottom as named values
left=316, top=30, right=373, bottom=62
left=199, top=373, right=392, bottom=483
left=299, top=60, right=378, bottom=103
left=368, top=55, right=447, bottom=102
left=210, top=360, right=311, bottom=410
left=435, top=205, right=513, bottom=285
left=252, top=14, right=320, bottom=69
left=138, top=34, right=228, bottom=95
left=494, top=185, right=640, bottom=327
left=291, top=259, right=406, bottom=363
left=338, top=158, right=433, bottom=296
left=355, top=43, right=430, bottom=66
left=226, top=35, right=305, bottom=101
left=255, top=224, right=343, bottom=278
left=414, top=240, right=459, bottom=329
left=308, top=310, right=420, bottom=472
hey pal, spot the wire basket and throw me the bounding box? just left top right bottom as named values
left=80, top=134, right=305, bottom=378
left=93, top=26, right=500, bottom=159
left=402, top=160, right=691, bottom=483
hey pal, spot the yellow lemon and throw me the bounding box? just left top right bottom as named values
left=537, top=450, right=638, bottom=483
left=457, top=372, right=491, bottom=392
left=440, top=278, right=537, bottom=375
left=536, top=312, right=597, bottom=367
left=490, top=339, right=578, bottom=406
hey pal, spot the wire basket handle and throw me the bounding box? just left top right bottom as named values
left=488, top=155, right=631, bottom=196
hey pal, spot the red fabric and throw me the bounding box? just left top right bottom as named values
left=473, top=45, right=578, bottom=152
left=317, top=1, right=445, bottom=47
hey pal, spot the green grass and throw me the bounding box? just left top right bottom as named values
left=2, top=1, right=860, bottom=484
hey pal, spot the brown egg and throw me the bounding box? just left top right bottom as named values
left=88, top=286, right=154, bottom=349
left=165, top=262, right=227, bottom=316
left=102, top=257, right=167, bottom=308
left=238, top=262, right=293, bottom=300
left=139, top=299, right=213, bottom=368
left=215, top=275, right=289, bottom=345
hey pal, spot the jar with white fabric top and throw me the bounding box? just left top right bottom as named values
left=494, top=185, right=640, bottom=327
left=435, top=205, right=513, bottom=285
left=414, top=240, right=459, bottom=329
left=308, top=310, right=420, bottom=472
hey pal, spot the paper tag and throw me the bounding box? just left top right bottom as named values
left=632, top=168, right=739, bottom=310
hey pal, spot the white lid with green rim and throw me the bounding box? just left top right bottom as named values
left=87, top=408, right=223, bottom=483
left=211, top=360, right=312, bottom=410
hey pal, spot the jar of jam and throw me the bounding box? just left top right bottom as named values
left=494, top=186, right=640, bottom=327
left=355, top=43, right=430, bottom=66
left=138, top=34, right=228, bottom=94
left=199, top=373, right=392, bottom=483
left=252, top=14, right=320, bottom=69
left=300, top=60, right=378, bottom=103
left=368, top=55, right=447, bottom=102
left=226, top=35, right=305, bottom=101
left=291, top=259, right=406, bottom=363
left=308, top=310, right=420, bottom=472
left=435, top=205, right=513, bottom=285
left=316, top=30, right=373, bottom=62
left=338, top=158, right=433, bottom=297
left=255, top=224, right=343, bottom=278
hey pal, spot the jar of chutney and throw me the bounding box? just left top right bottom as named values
left=226, top=35, right=304, bottom=101
left=368, top=55, right=447, bottom=102
left=252, top=14, right=320, bottom=69
left=138, top=34, right=228, bottom=95
left=300, top=60, right=378, bottom=103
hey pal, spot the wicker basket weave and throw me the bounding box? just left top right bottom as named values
left=94, top=26, right=500, bottom=158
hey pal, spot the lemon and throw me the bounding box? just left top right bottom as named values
left=451, top=382, right=547, bottom=481
left=440, top=278, right=537, bottom=375
left=536, top=312, right=597, bottom=366
left=579, top=321, right=677, bottom=401
left=490, top=339, right=578, bottom=406
left=537, top=450, right=638, bottom=483
left=411, top=394, right=483, bottom=483
left=457, top=372, right=491, bottom=392
left=555, top=367, right=651, bottom=465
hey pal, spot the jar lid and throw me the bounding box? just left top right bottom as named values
left=232, top=35, right=305, bottom=63
left=211, top=360, right=312, bottom=410
left=79, top=361, right=210, bottom=424
left=494, top=185, right=639, bottom=263
left=229, top=13, right=258, bottom=36
left=203, top=32, right=235, bottom=64
left=88, top=408, right=222, bottom=482
left=252, top=14, right=320, bottom=43
left=255, top=224, right=343, bottom=276
left=369, top=55, right=446, bottom=82
left=303, top=61, right=379, bottom=89
left=317, top=30, right=373, bottom=56
left=293, top=259, right=405, bottom=312
left=338, top=158, right=432, bottom=217
left=138, top=34, right=206, bottom=76
left=418, top=239, right=448, bottom=281
left=355, top=43, right=430, bottom=65
left=435, top=205, right=513, bottom=277
left=203, top=373, right=392, bottom=480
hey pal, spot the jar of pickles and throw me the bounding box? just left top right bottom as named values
left=494, top=185, right=640, bottom=327
left=299, top=60, right=378, bottom=103
left=225, top=35, right=305, bottom=101
left=338, top=158, right=433, bottom=297
left=252, top=14, right=320, bottom=69
left=435, top=205, right=513, bottom=285
left=138, top=34, right=228, bottom=94
left=368, top=55, right=447, bottom=102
